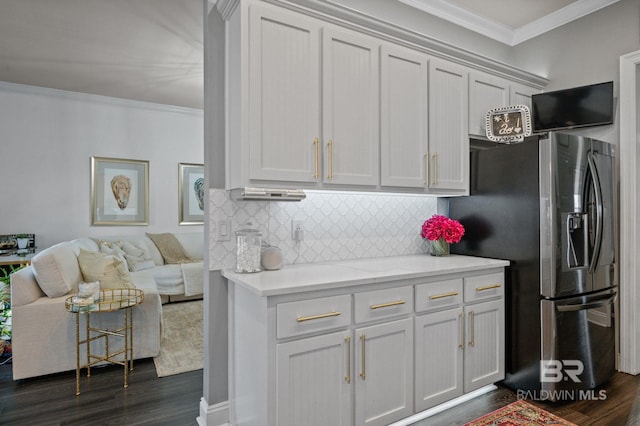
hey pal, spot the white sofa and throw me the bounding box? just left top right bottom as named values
left=10, top=232, right=203, bottom=380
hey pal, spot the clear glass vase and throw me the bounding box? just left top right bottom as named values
left=430, top=237, right=450, bottom=256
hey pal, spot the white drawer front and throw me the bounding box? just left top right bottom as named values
left=277, top=295, right=351, bottom=339
left=354, top=286, right=413, bottom=324
left=415, top=278, right=463, bottom=313
left=464, top=273, right=504, bottom=303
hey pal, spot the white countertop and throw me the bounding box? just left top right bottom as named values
left=222, top=254, right=509, bottom=296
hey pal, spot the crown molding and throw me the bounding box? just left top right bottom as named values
left=398, top=0, right=620, bottom=46
left=513, top=0, right=621, bottom=45
left=216, top=0, right=240, bottom=20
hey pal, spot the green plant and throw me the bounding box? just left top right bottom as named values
left=0, top=264, right=26, bottom=341
left=15, top=234, right=29, bottom=239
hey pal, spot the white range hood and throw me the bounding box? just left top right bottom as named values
left=229, top=187, right=306, bottom=202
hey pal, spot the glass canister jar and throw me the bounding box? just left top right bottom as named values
left=235, top=224, right=262, bottom=273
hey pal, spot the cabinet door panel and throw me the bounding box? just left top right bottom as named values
left=415, top=309, right=463, bottom=411
left=323, top=27, right=379, bottom=186
left=355, top=318, right=413, bottom=426
left=249, top=7, right=320, bottom=182
left=510, top=82, right=539, bottom=112
left=380, top=44, right=428, bottom=188
left=464, top=300, right=505, bottom=392
left=277, top=331, right=352, bottom=426
left=428, top=59, right=469, bottom=193
left=469, top=72, right=509, bottom=136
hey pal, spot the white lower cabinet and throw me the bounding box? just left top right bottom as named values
left=414, top=276, right=505, bottom=412
left=355, top=318, right=414, bottom=426
left=277, top=331, right=352, bottom=426
left=230, top=268, right=505, bottom=426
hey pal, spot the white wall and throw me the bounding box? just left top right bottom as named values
left=0, top=82, right=203, bottom=249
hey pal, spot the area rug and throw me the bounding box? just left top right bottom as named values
left=153, top=300, right=203, bottom=377
left=464, top=400, right=577, bottom=426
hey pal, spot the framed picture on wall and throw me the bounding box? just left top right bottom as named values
left=91, top=157, right=149, bottom=225
left=179, top=163, right=204, bottom=225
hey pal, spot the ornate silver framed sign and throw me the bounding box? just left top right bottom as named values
left=486, top=105, right=532, bottom=144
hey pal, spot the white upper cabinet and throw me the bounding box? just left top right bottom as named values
left=428, top=59, right=469, bottom=195
left=248, top=6, right=321, bottom=183
left=468, top=72, right=509, bottom=136
left=322, top=27, right=379, bottom=186
left=468, top=71, right=541, bottom=137
left=380, top=44, right=429, bottom=189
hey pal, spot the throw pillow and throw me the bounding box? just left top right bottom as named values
left=121, top=240, right=155, bottom=271
left=97, top=240, right=129, bottom=270
left=77, top=249, right=134, bottom=290
left=31, top=242, right=83, bottom=298
left=146, top=233, right=194, bottom=264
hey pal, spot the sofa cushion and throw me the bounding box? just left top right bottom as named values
left=146, top=233, right=193, bottom=264
left=77, top=249, right=134, bottom=289
left=31, top=242, right=82, bottom=298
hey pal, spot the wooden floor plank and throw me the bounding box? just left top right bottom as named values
left=2, top=358, right=639, bottom=425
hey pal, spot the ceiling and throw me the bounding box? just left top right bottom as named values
left=0, top=0, right=619, bottom=109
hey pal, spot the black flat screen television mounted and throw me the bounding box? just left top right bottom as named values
left=532, top=81, right=614, bottom=132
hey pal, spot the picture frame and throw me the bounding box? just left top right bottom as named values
left=179, top=163, right=205, bottom=225
left=485, top=105, right=532, bottom=144
left=91, top=157, right=149, bottom=226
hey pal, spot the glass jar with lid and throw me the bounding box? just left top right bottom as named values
left=235, top=224, right=262, bottom=273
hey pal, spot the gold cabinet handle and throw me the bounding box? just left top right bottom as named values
left=296, top=311, right=341, bottom=322
left=433, top=152, right=438, bottom=185
left=360, top=334, right=366, bottom=380
left=370, top=300, right=406, bottom=310
left=345, top=336, right=351, bottom=383
left=313, top=137, right=319, bottom=180
left=468, top=310, right=475, bottom=347
left=429, top=291, right=459, bottom=300
left=327, top=139, right=333, bottom=179
left=425, top=151, right=429, bottom=185
left=476, top=284, right=502, bottom=292
left=459, top=312, right=464, bottom=349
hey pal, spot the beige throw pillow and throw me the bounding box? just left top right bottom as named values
left=77, top=249, right=134, bottom=290
left=121, top=240, right=155, bottom=271
left=146, top=233, right=193, bottom=264
left=97, top=240, right=129, bottom=270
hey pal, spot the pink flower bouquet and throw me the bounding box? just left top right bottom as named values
left=421, top=215, right=465, bottom=255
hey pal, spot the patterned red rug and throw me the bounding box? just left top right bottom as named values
left=464, top=400, right=577, bottom=426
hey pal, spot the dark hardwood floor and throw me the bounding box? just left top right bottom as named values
left=414, top=372, right=640, bottom=425
left=2, top=356, right=640, bottom=426
left=0, top=357, right=202, bottom=425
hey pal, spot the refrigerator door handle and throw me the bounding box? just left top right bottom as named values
left=556, top=294, right=615, bottom=312
left=587, top=153, right=604, bottom=274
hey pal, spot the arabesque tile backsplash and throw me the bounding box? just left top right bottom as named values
left=208, top=189, right=443, bottom=270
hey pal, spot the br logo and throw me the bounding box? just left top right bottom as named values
left=540, top=360, right=584, bottom=383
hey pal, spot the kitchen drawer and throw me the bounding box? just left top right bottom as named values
left=277, top=295, right=351, bottom=339
left=464, top=273, right=504, bottom=303
left=415, top=278, right=463, bottom=313
left=354, top=286, right=413, bottom=324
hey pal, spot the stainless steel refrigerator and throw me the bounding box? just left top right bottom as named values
left=449, top=132, right=617, bottom=396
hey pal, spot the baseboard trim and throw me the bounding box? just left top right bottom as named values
left=197, top=398, right=229, bottom=426
left=388, top=385, right=498, bottom=426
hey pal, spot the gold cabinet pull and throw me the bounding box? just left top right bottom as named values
left=345, top=336, right=351, bottom=383
left=429, top=291, right=459, bottom=300
left=433, top=152, right=438, bottom=185
left=327, top=139, right=333, bottom=179
left=468, top=310, right=475, bottom=347
left=296, top=311, right=341, bottom=322
left=476, top=284, right=501, bottom=292
left=360, top=334, right=366, bottom=380
left=313, top=137, right=319, bottom=180
left=370, top=300, right=406, bottom=310
left=425, top=151, right=429, bottom=185
left=459, top=312, right=464, bottom=349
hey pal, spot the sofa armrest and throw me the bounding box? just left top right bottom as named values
left=11, top=266, right=45, bottom=307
